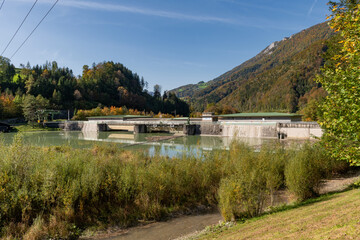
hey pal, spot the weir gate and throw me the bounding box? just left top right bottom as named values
left=59, top=118, right=323, bottom=140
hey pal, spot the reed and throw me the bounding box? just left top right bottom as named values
left=0, top=134, right=345, bottom=239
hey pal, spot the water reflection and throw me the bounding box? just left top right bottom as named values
left=2, top=131, right=280, bottom=157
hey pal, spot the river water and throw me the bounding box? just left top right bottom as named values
left=2, top=131, right=278, bottom=157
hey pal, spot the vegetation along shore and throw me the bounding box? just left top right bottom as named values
left=0, top=134, right=352, bottom=239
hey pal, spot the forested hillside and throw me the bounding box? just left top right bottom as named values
left=0, top=59, right=189, bottom=119
left=171, top=22, right=335, bottom=114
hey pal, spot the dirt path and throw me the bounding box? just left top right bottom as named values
left=82, top=212, right=222, bottom=240
left=319, top=169, right=360, bottom=194
left=84, top=169, right=360, bottom=240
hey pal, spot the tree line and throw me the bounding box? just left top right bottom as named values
left=0, top=58, right=190, bottom=120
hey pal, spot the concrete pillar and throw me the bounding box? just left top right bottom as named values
left=277, top=132, right=286, bottom=139
left=183, top=124, right=196, bottom=135
left=97, top=123, right=108, bottom=131
left=134, top=124, right=147, bottom=134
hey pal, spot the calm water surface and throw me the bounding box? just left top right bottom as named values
left=2, top=131, right=279, bottom=157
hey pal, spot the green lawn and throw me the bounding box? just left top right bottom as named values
left=196, top=188, right=360, bottom=240
left=11, top=123, right=60, bottom=132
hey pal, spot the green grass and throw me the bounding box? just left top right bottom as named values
left=195, top=188, right=360, bottom=240
left=11, top=123, right=60, bottom=132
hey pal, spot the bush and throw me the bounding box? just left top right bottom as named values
left=0, top=135, right=342, bottom=237
left=261, top=144, right=287, bottom=205
left=285, top=143, right=328, bottom=201
left=218, top=143, right=285, bottom=221
left=218, top=176, right=241, bottom=221
left=218, top=142, right=339, bottom=221
left=0, top=135, right=224, bottom=238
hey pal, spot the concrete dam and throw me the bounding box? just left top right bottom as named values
left=59, top=113, right=323, bottom=140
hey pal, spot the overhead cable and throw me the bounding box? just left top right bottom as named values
left=10, top=0, right=59, bottom=60
left=1, top=0, right=38, bottom=56
left=0, top=0, right=5, bottom=13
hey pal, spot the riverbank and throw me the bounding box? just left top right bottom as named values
left=10, top=123, right=60, bottom=132
left=0, top=137, right=225, bottom=239
left=0, top=135, right=350, bottom=239
left=82, top=211, right=222, bottom=240
left=82, top=169, right=360, bottom=240
left=192, top=187, right=360, bottom=239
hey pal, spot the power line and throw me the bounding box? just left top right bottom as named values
left=1, top=0, right=38, bottom=56
left=0, top=0, right=5, bottom=13
left=10, top=0, right=59, bottom=60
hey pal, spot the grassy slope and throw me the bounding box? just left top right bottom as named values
left=11, top=124, right=60, bottom=132
left=197, top=189, right=360, bottom=240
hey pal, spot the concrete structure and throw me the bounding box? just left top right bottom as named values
left=59, top=112, right=323, bottom=140
left=82, top=121, right=107, bottom=132
left=277, top=122, right=323, bottom=139
left=221, top=122, right=277, bottom=138
left=134, top=124, right=147, bottom=134
left=183, top=124, right=197, bottom=135
left=202, top=112, right=218, bottom=122
left=218, top=112, right=302, bottom=122
left=60, top=121, right=84, bottom=131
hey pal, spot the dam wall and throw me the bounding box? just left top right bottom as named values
left=277, top=122, right=323, bottom=139
left=82, top=121, right=107, bottom=132
left=197, top=123, right=222, bottom=135
left=221, top=122, right=277, bottom=138
left=59, top=121, right=84, bottom=131
left=60, top=120, right=323, bottom=139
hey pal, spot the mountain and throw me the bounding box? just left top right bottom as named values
left=171, top=22, right=335, bottom=114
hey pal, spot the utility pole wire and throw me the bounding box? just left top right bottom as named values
left=10, top=0, right=59, bottom=60
left=1, top=0, right=38, bottom=56
left=0, top=0, right=5, bottom=13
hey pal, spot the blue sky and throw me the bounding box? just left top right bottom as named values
left=0, top=0, right=330, bottom=91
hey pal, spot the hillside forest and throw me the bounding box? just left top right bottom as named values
left=171, top=22, right=337, bottom=121
left=0, top=59, right=190, bottom=120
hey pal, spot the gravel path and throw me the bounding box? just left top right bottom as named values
left=82, top=212, right=222, bottom=240
left=319, top=169, right=360, bottom=194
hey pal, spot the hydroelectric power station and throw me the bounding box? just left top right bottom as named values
left=58, top=112, right=323, bottom=140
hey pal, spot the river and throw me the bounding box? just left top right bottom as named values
left=2, top=131, right=279, bottom=157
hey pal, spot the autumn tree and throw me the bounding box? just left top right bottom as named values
left=317, top=0, right=360, bottom=165
left=0, top=93, right=22, bottom=119
left=0, top=59, right=190, bottom=119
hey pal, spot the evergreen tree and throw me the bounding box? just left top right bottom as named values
left=153, top=84, right=162, bottom=99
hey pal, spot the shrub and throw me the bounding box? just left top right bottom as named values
left=285, top=143, right=328, bottom=201
left=218, top=176, right=241, bottom=221
left=218, top=143, right=277, bottom=221
left=0, top=135, right=341, bottom=238
left=262, top=144, right=287, bottom=205
left=0, top=135, right=224, bottom=238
